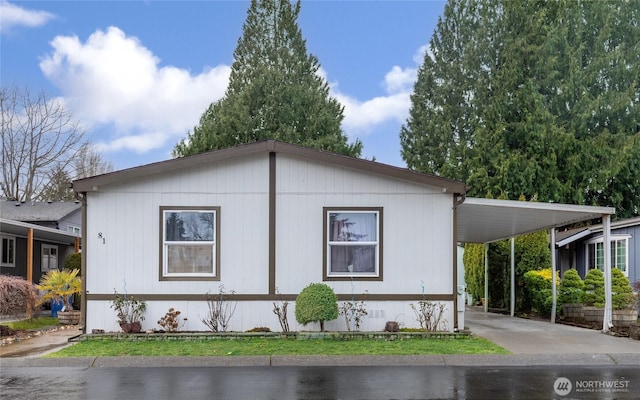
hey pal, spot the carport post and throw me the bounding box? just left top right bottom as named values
left=603, top=214, right=612, bottom=333
left=550, top=228, right=557, bottom=323
left=484, top=243, right=489, bottom=313
left=510, top=237, right=515, bottom=317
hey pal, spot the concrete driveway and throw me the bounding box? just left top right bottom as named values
left=465, top=309, right=640, bottom=354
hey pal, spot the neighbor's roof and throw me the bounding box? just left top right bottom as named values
left=0, top=218, right=79, bottom=244
left=456, top=197, right=615, bottom=244
left=73, top=140, right=469, bottom=194
left=554, top=215, right=640, bottom=247
left=0, top=200, right=81, bottom=222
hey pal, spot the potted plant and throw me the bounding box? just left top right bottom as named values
left=111, top=290, right=147, bottom=333
left=37, top=268, right=82, bottom=325
left=559, top=269, right=584, bottom=319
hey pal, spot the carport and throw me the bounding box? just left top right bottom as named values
left=456, top=197, right=616, bottom=333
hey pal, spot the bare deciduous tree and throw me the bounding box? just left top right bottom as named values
left=1, top=85, right=86, bottom=201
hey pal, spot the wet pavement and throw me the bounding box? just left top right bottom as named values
left=2, top=310, right=640, bottom=399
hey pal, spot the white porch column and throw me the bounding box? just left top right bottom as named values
left=550, top=228, right=557, bottom=323
left=603, top=214, right=612, bottom=333
left=510, top=237, right=515, bottom=317
left=484, top=243, right=489, bottom=313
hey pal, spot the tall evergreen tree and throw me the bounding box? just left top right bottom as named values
left=174, top=0, right=361, bottom=157
left=401, top=0, right=639, bottom=217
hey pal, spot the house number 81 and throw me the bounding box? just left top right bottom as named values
left=98, top=232, right=106, bottom=244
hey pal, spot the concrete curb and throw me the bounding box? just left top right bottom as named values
left=2, top=353, right=640, bottom=368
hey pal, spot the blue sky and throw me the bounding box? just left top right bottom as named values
left=1, top=0, right=445, bottom=170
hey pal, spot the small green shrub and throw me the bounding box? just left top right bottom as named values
left=558, top=269, right=584, bottom=305
left=246, top=326, right=271, bottom=332
left=295, top=283, right=338, bottom=332
left=523, top=268, right=558, bottom=316
left=611, top=268, right=635, bottom=310
left=63, top=252, right=81, bottom=272
left=582, top=269, right=605, bottom=307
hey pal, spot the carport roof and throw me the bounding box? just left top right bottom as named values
left=0, top=218, right=79, bottom=245
left=457, top=197, right=615, bottom=244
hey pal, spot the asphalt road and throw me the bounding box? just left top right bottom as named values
left=1, top=364, right=637, bottom=400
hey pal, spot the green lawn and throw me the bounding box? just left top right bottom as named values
left=47, top=336, right=508, bottom=357
left=3, top=317, right=59, bottom=330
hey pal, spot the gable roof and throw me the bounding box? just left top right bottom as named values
left=73, top=140, right=468, bottom=194
left=0, top=200, right=81, bottom=223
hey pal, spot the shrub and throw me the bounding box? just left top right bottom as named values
left=558, top=269, right=584, bottom=305
left=202, top=285, right=237, bottom=332
left=581, top=269, right=605, bottom=307
left=295, top=283, right=338, bottom=332
left=0, top=275, right=38, bottom=318
left=523, top=268, right=558, bottom=316
left=63, top=252, right=81, bottom=272
left=157, top=307, right=186, bottom=332
left=611, top=268, right=635, bottom=310
left=37, top=268, right=82, bottom=311
left=111, top=290, right=147, bottom=324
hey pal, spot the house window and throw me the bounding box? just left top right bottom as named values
left=586, top=236, right=629, bottom=276
left=1, top=235, right=16, bottom=267
left=67, top=225, right=81, bottom=235
left=324, top=207, right=382, bottom=280
left=160, top=207, right=219, bottom=280
left=41, top=244, right=58, bottom=271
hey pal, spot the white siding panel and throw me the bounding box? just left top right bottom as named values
left=86, top=156, right=271, bottom=297
left=85, top=299, right=454, bottom=333
left=275, top=155, right=453, bottom=296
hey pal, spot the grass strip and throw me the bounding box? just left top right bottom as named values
left=3, top=317, right=59, bottom=330
left=47, top=336, right=508, bottom=357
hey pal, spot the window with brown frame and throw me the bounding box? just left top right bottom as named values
left=324, top=207, right=382, bottom=280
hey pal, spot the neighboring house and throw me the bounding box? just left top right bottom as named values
left=1, top=201, right=81, bottom=284
left=0, top=218, right=80, bottom=283
left=0, top=200, right=82, bottom=235
left=557, top=216, right=640, bottom=286
left=74, top=140, right=616, bottom=333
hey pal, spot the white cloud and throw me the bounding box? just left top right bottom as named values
left=0, top=0, right=55, bottom=33
left=39, top=26, right=230, bottom=154
left=330, top=45, right=425, bottom=139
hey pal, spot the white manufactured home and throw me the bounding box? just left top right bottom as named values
left=74, top=141, right=467, bottom=333
left=73, top=140, right=617, bottom=333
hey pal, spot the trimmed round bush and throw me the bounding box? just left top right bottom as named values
left=611, top=268, right=635, bottom=310
left=582, top=268, right=605, bottom=307
left=295, top=283, right=338, bottom=332
left=559, top=269, right=584, bottom=305
left=523, top=268, right=558, bottom=316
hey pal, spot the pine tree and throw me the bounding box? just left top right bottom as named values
left=401, top=0, right=640, bottom=217
left=174, top=0, right=361, bottom=158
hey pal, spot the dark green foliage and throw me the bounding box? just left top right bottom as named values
left=174, top=0, right=361, bottom=158
left=611, top=268, right=635, bottom=310
left=295, top=283, right=338, bottom=331
left=558, top=269, right=584, bottom=306
left=63, top=252, right=81, bottom=272
left=402, top=0, right=640, bottom=218
left=581, top=269, right=605, bottom=307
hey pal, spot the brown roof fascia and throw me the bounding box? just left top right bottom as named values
left=73, top=140, right=468, bottom=194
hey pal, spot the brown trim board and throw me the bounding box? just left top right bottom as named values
left=86, top=293, right=455, bottom=302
